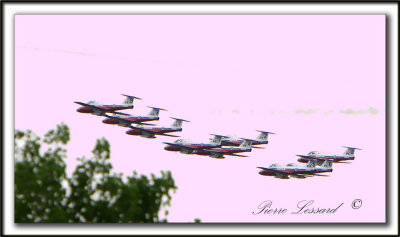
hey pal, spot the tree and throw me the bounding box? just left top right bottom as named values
left=14, top=123, right=177, bottom=223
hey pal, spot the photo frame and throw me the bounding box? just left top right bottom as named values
left=3, top=1, right=398, bottom=235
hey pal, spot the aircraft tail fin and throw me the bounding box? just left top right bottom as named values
left=305, top=159, right=317, bottom=168
left=255, top=130, right=275, bottom=141
left=110, top=111, right=130, bottom=116
left=121, top=94, right=142, bottom=105
left=251, top=146, right=266, bottom=149
left=320, top=160, right=333, bottom=169
left=238, top=138, right=255, bottom=148
left=342, top=146, right=362, bottom=156
left=170, top=117, right=190, bottom=128
left=147, top=106, right=167, bottom=117
left=209, top=134, right=227, bottom=144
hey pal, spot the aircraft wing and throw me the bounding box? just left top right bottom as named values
left=105, top=114, right=132, bottom=126
left=257, top=167, right=292, bottom=175
left=105, top=114, right=155, bottom=126
left=258, top=168, right=291, bottom=179
left=205, top=149, right=249, bottom=157
left=74, top=101, right=89, bottom=106
left=251, top=146, right=265, bottom=149
left=296, top=155, right=333, bottom=161
left=225, top=153, right=249, bottom=157
left=129, top=125, right=156, bottom=135
left=136, top=122, right=156, bottom=126
left=296, top=155, right=314, bottom=159
left=298, top=155, right=348, bottom=164
left=204, top=149, right=224, bottom=153
left=265, top=169, right=292, bottom=179
left=202, top=149, right=225, bottom=158
left=222, top=140, right=241, bottom=146
left=162, top=142, right=196, bottom=149
left=130, top=126, right=180, bottom=137
left=311, top=173, right=330, bottom=177
left=106, top=111, right=131, bottom=116
left=75, top=101, right=108, bottom=115
left=158, top=134, right=180, bottom=137
left=74, top=101, right=101, bottom=109
left=105, top=113, right=125, bottom=119
left=289, top=174, right=307, bottom=179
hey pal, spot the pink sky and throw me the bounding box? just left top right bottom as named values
left=15, top=15, right=385, bottom=222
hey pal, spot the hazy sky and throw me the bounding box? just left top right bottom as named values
left=15, top=15, right=385, bottom=222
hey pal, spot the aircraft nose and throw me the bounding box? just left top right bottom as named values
left=164, top=146, right=177, bottom=151
left=102, top=118, right=114, bottom=124
left=77, top=107, right=90, bottom=113
left=297, top=158, right=307, bottom=163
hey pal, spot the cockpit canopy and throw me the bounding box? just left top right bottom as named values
left=88, top=100, right=100, bottom=105
left=308, top=151, right=322, bottom=156
left=268, top=163, right=281, bottom=168
left=174, top=139, right=189, bottom=143
left=215, top=135, right=234, bottom=141
left=286, top=163, right=298, bottom=167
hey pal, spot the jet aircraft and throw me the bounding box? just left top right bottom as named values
left=221, top=130, right=275, bottom=148
left=163, top=134, right=227, bottom=154
left=75, top=94, right=141, bottom=116
left=195, top=139, right=255, bottom=159
left=296, top=146, right=362, bottom=164
left=257, top=159, right=333, bottom=179
left=102, top=106, right=167, bottom=127
left=125, top=117, right=189, bottom=138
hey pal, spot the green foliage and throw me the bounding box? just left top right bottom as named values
left=14, top=123, right=177, bottom=223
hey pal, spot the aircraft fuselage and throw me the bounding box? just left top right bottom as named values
left=102, top=116, right=158, bottom=124
left=77, top=105, right=133, bottom=113
left=221, top=139, right=268, bottom=146
left=194, top=147, right=251, bottom=156
left=259, top=168, right=331, bottom=176
left=126, top=127, right=182, bottom=136
left=164, top=143, right=220, bottom=151
left=297, top=155, right=355, bottom=163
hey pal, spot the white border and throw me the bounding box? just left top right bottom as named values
left=4, top=3, right=398, bottom=235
